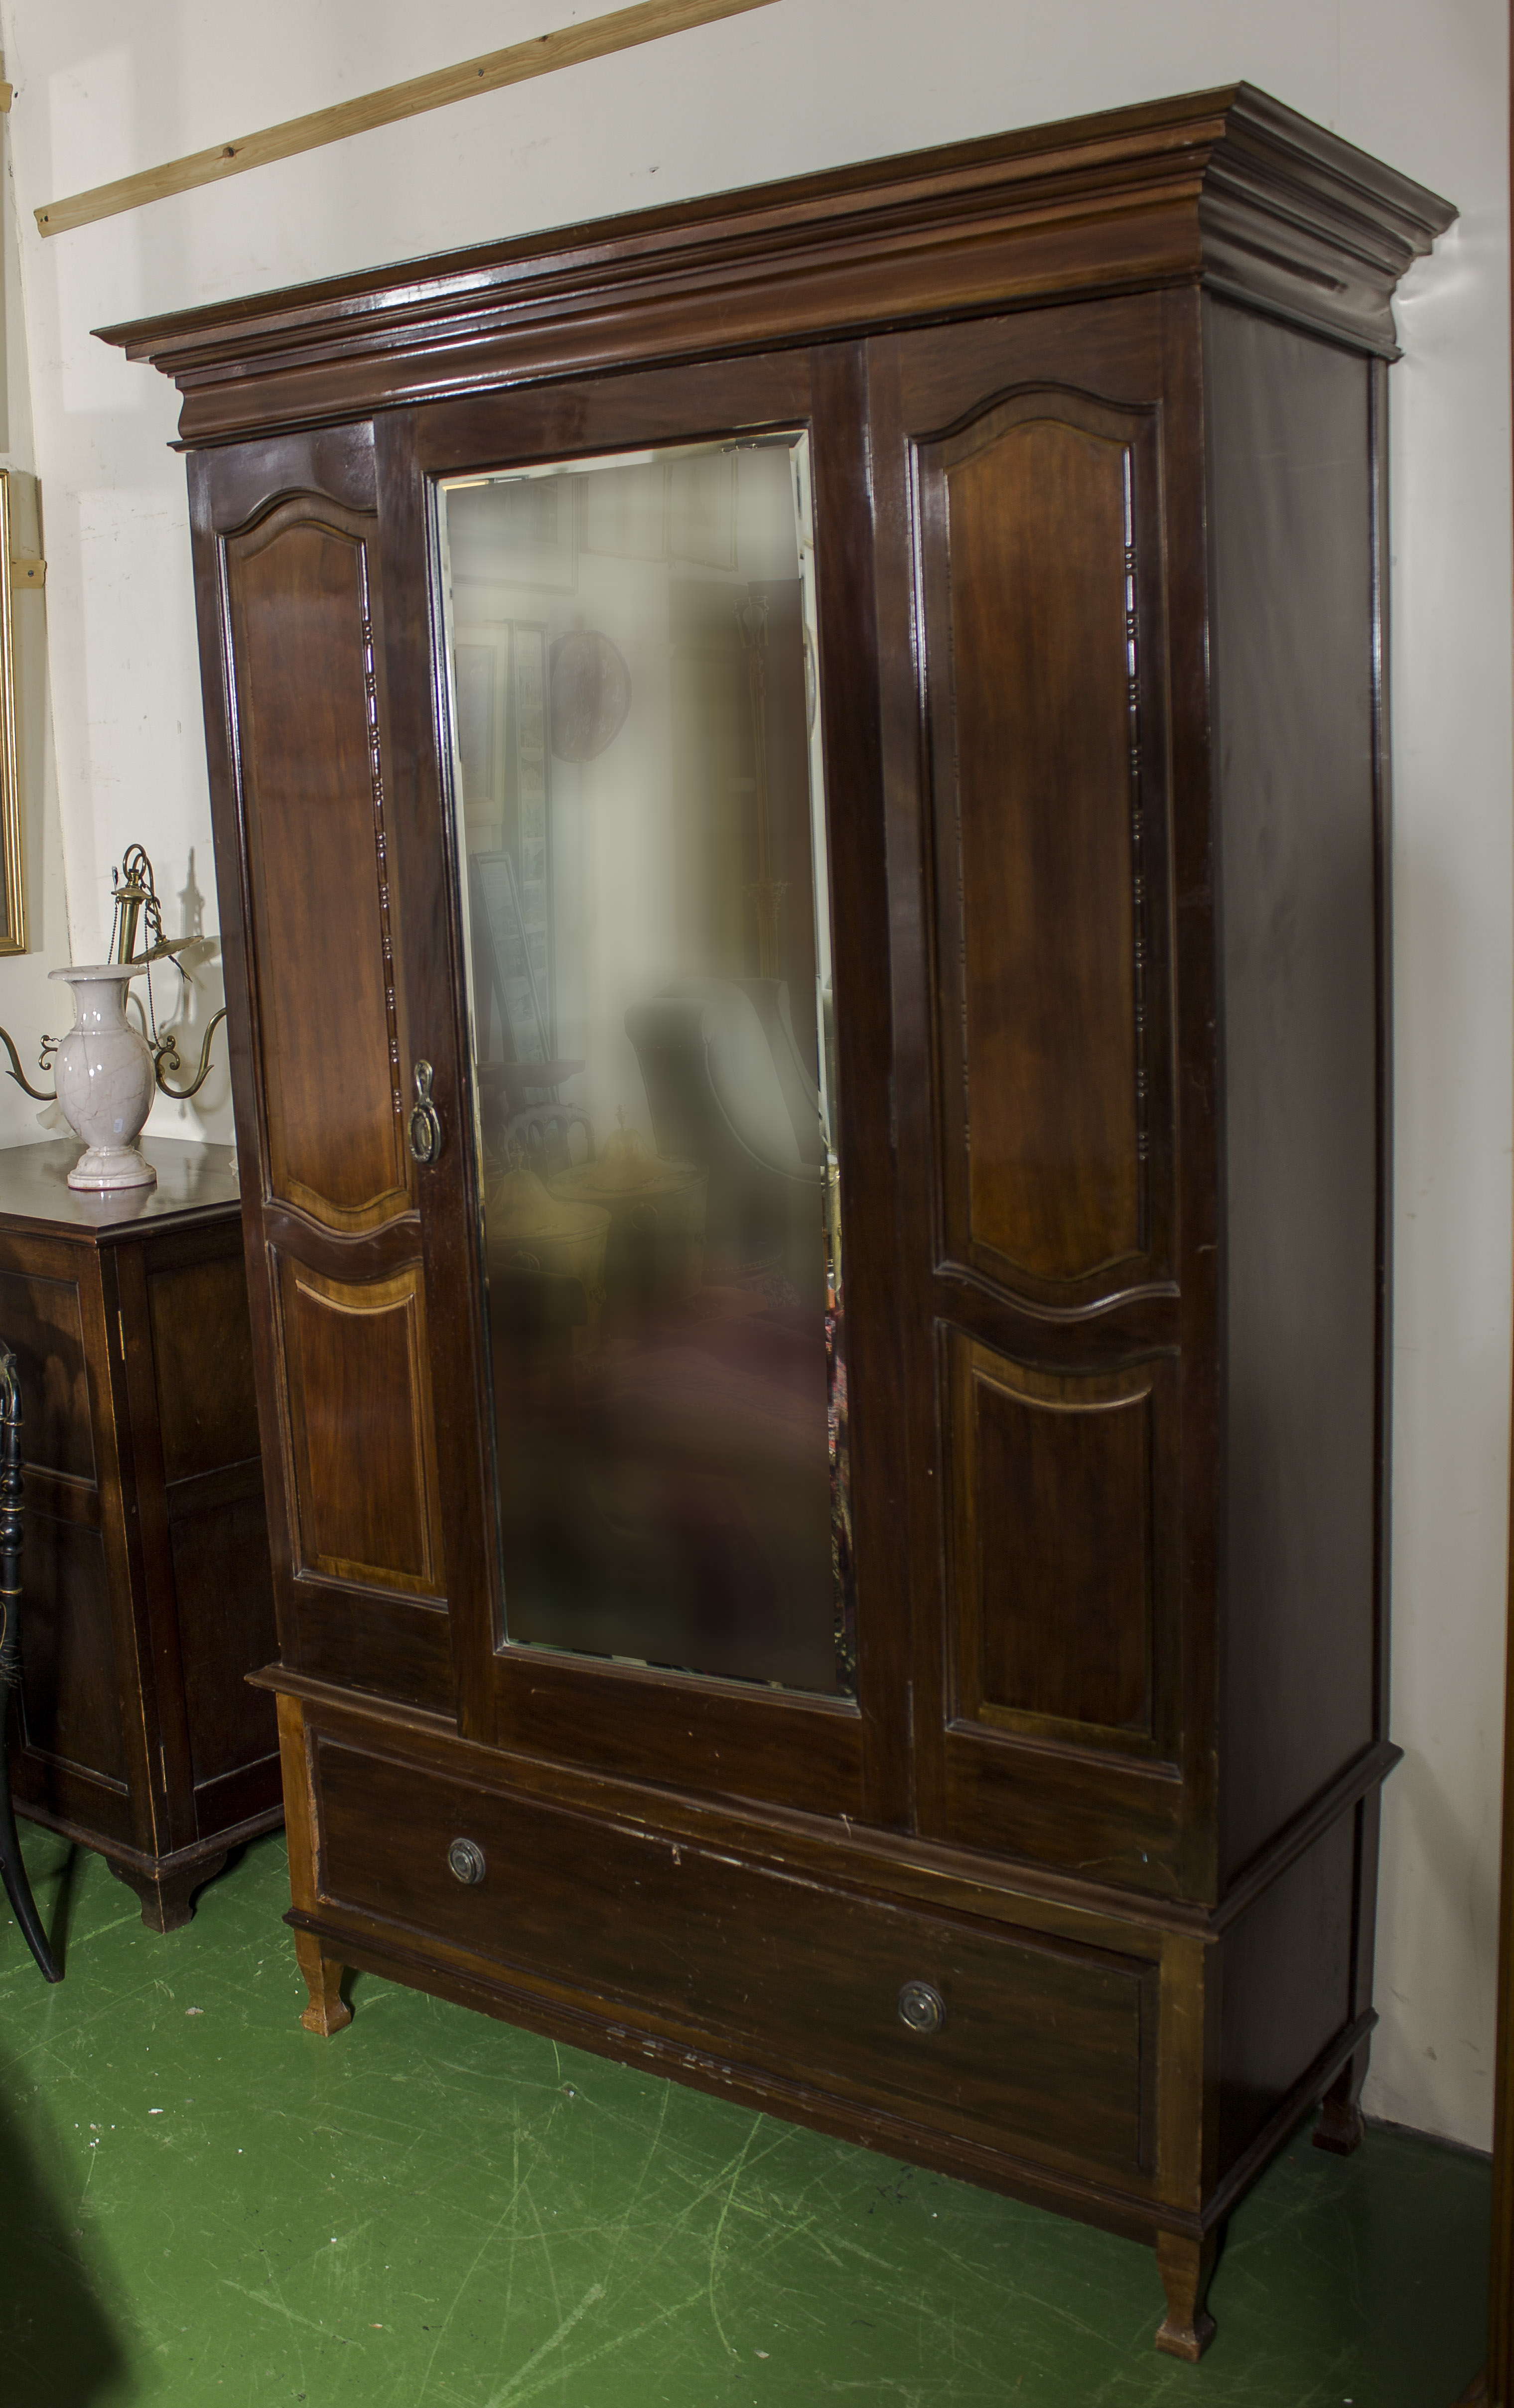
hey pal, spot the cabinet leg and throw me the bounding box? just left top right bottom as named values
left=108, top=1850, right=227, bottom=1934
left=1314, top=2043, right=1368, bottom=2156
left=1154, top=2228, right=1219, bottom=2361
left=293, top=1929, right=352, bottom=2035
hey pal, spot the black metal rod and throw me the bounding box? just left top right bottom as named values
left=0, top=1345, right=60, bottom=1981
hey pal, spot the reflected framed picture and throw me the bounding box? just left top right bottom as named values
left=669, top=450, right=737, bottom=569
left=448, top=474, right=577, bottom=594
left=581, top=462, right=668, bottom=560
left=0, top=474, right=25, bottom=954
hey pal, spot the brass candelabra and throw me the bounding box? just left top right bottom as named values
left=0, top=841, right=227, bottom=1104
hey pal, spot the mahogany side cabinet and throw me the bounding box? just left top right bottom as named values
left=1, top=1139, right=280, bottom=1930
left=101, top=86, right=1453, bottom=2354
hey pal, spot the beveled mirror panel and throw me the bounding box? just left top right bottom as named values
left=438, top=435, right=852, bottom=1695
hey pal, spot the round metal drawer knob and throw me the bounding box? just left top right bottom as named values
left=447, top=1837, right=486, bottom=1886
left=897, top=1979, right=946, bottom=2035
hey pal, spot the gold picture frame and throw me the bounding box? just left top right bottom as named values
left=0, top=474, right=26, bottom=954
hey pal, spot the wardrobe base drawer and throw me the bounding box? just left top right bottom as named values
left=311, top=1734, right=1159, bottom=2184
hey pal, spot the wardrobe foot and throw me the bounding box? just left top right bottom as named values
left=1314, top=2047, right=1368, bottom=2155
left=1154, top=2228, right=1219, bottom=2361
left=294, top=1928, right=352, bottom=2034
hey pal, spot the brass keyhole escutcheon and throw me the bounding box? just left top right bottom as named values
left=897, top=1980, right=945, bottom=2035
left=447, top=1837, right=486, bottom=1885
left=409, top=1059, right=442, bottom=1166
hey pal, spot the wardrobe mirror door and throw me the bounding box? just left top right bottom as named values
left=436, top=435, right=854, bottom=1697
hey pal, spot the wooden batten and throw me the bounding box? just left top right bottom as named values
left=36, top=0, right=777, bottom=241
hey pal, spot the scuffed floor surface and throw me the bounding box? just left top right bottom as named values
left=0, top=1826, right=1489, bottom=2406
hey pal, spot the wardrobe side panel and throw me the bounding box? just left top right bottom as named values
left=1206, top=300, right=1382, bottom=1882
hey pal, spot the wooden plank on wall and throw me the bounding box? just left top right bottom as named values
left=35, top=0, right=777, bottom=240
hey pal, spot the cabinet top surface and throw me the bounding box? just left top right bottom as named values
left=0, top=1139, right=242, bottom=1241
left=94, top=82, right=1455, bottom=449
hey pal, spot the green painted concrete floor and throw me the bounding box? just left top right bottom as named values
left=0, top=1827, right=1490, bottom=2408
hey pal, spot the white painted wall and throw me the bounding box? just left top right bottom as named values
left=0, top=0, right=1504, bottom=2149
left=0, top=64, right=72, bottom=1152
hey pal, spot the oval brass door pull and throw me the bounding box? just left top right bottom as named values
left=409, top=1060, right=442, bottom=1165
left=447, top=1837, right=486, bottom=1885
left=897, top=1980, right=945, bottom=2035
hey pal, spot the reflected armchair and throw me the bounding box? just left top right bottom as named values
left=624, top=977, right=825, bottom=1265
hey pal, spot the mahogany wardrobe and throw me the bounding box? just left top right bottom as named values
left=102, top=85, right=1452, bottom=2358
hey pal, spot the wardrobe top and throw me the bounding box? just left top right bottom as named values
left=97, top=82, right=1456, bottom=449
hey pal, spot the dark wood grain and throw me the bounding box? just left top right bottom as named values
left=925, top=394, right=1148, bottom=1288
left=950, top=1338, right=1160, bottom=1745
left=1216, top=1811, right=1356, bottom=2175
left=1205, top=299, right=1381, bottom=1881
left=225, top=499, right=409, bottom=1232
left=873, top=301, right=1194, bottom=1906
left=1154, top=2229, right=1218, bottom=2362
left=97, top=86, right=1453, bottom=448
left=316, top=1732, right=1158, bottom=2179
left=137, top=90, right=1445, bottom=2358
left=109, top=1847, right=228, bottom=1935
left=147, top=1252, right=260, bottom=1481
left=277, top=1255, right=443, bottom=1594
left=277, top=1692, right=353, bottom=2031
left=0, top=1149, right=282, bottom=1921
left=0, top=1267, right=94, bottom=1480
left=16, top=1516, right=126, bottom=1786
left=913, top=345, right=1176, bottom=1322
left=169, top=1495, right=277, bottom=1786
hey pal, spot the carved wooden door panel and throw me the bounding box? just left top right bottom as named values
left=192, top=427, right=463, bottom=1720
left=869, top=296, right=1219, bottom=1898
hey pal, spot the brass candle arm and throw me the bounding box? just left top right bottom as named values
left=0, top=1026, right=55, bottom=1102
left=151, top=1006, right=228, bottom=1100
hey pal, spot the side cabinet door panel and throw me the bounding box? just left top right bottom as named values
left=194, top=431, right=456, bottom=1714
left=872, top=299, right=1214, bottom=1896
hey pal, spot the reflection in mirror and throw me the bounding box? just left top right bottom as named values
left=440, top=436, right=852, bottom=1696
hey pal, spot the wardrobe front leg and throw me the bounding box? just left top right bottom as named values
left=276, top=1691, right=351, bottom=2034
left=1314, top=2042, right=1368, bottom=2156
left=1154, top=2227, right=1219, bottom=2361
left=293, top=1927, right=352, bottom=2035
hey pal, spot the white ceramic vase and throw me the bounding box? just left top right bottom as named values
left=49, top=963, right=157, bottom=1191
